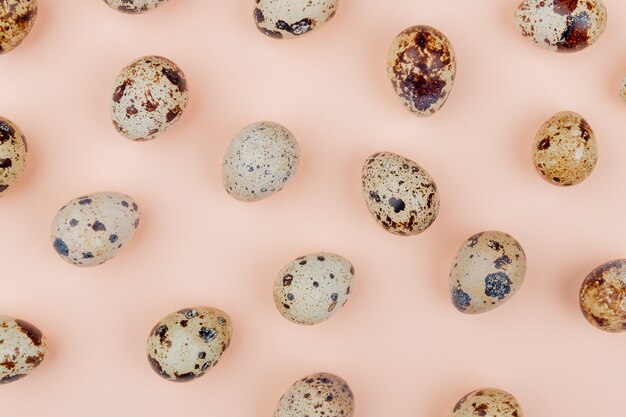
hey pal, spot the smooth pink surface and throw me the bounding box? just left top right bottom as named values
left=1, top=0, right=626, bottom=415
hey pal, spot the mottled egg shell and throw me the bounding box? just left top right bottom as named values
left=110, top=56, right=188, bottom=141
left=0, top=117, right=27, bottom=196
left=361, top=152, right=439, bottom=236
left=621, top=76, right=626, bottom=102
left=0, top=0, right=37, bottom=54
left=222, top=121, right=300, bottom=202
left=254, top=0, right=338, bottom=39
left=0, top=316, right=47, bottom=385
left=515, top=0, right=607, bottom=52
left=387, top=25, right=456, bottom=117
left=450, top=231, right=527, bottom=314
left=274, top=253, right=354, bottom=325
left=274, top=372, right=354, bottom=417
left=51, top=192, right=141, bottom=267
left=147, top=307, right=233, bottom=382
left=532, top=111, right=597, bottom=186
left=450, top=388, right=523, bottom=417
left=579, top=259, right=626, bottom=333
left=103, top=0, right=169, bottom=13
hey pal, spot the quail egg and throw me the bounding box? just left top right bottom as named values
left=274, top=372, right=354, bottom=417
left=450, top=388, right=523, bottom=417
left=0, top=0, right=37, bottom=54
left=254, top=0, right=338, bottom=39
left=0, top=315, right=47, bottom=385
left=579, top=259, right=626, bottom=333
left=0, top=117, right=27, bottom=196
left=103, top=0, right=169, bottom=13
left=621, top=76, right=626, bottom=102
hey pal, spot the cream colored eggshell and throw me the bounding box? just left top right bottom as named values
left=579, top=259, right=626, bottom=333
left=532, top=111, right=597, bottom=186
left=0, top=0, right=37, bottom=54
left=274, top=372, right=354, bottom=417
left=450, top=231, right=527, bottom=314
left=254, top=0, right=338, bottom=39
left=110, top=56, right=188, bottom=141
left=51, top=192, right=141, bottom=267
left=274, top=252, right=355, bottom=325
left=515, top=0, right=607, bottom=52
left=0, top=117, right=27, bottom=196
left=387, top=25, right=456, bottom=117
left=103, top=0, right=169, bottom=13
left=222, top=121, right=300, bottom=202
left=621, top=76, right=626, bottom=102
left=450, top=388, right=523, bottom=417
left=0, top=316, right=47, bottom=385
left=361, top=152, right=439, bottom=236
left=146, top=307, right=232, bottom=382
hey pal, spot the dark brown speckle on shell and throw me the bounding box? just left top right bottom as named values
left=450, top=388, right=523, bottom=417
left=0, top=0, right=38, bottom=54
left=580, top=259, right=626, bottom=333
left=102, top=0, right=169, bottom=14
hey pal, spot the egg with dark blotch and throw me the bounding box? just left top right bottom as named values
left=274, top=372, right=354, bottom=417
left=621, top=76, right=626, bottom=102
left=361, top=152, right=439, bottom=236
left=579, top=259, right=626, bottom=333
left=274, top=252, right=355, bottom=325
left=51, top=192, right=141, bottom=267
left=532, top=111, right=597, bottom=186
left=450, top=231, right=526, bottom=314
left=0, top=0, right=37, bottom=54
left=103, top=0, right=169, bottom=13
left=450, top=388, right=523, bottom=417
left=0, top=315, right=47, bottom=385
left=110, top=56, right=188, bottom=141
left=387, top=25, right=456, bottom=117
left=0, top=117, right=27, bottom=196
left=515, top=0, right=607, bottom=52
left=254, top=0, right=338, bottom=39
left=146, top=307, right=232, bottom=382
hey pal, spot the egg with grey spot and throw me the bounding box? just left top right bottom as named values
left=274, top=252, right=354, bottom=325
left=222, top=121, right=299, bottom=202
left=274, top=372, right=354, bottom=417
left=254, top=0, right=338, bottom=39
left=579, top=259, right=626, bottom=333
left=450, top=231, right=526, bottom=314
left=51, top=192, right=141, bottom=267
left=0, top=315, right=47, bottom=385
left=146, top=307, right=232, bottom=382
left=0, top=117, right=27, bottom=196
left=110, top=56, right=188, bottom=141
left=103, top=0, right=169, bottom=13
left=0, top=0, right=37, bottom=54
left=450, top=388, right=523, bottom=417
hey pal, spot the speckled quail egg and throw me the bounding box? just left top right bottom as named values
left=361, top=152, right=439, bottom=236
left=621, top=76, right=626, bottom=102
left=274, top=252, right=354, bottom=325
left=387, top=25, right=456, bottom=117
left=515, top=0, right=607, bottom=52
left=103, top=0, right=169, bottom=13
left=146, top=307, right=232, bottom=382
left=110, top=56, right=188, bottom=141
left=579, top=259, right=626, bottom=333
left=0, top=0, right=37, bottom=54
left=222, top=121, right=299, bottom=202
left=51, top=192, right=141, bottom=267
left=532, top=111, right=597, bottom=186
left=0, top=315, right=47, bottom=385
left=450, top=231, right=527, bottom=314
left=274, top=372, right=354, bottom=417
left=254, top=0, right=338, bottom=39
left=450, top=388, right=523, bottom=417
left=0, top=117, right=27, bottom=196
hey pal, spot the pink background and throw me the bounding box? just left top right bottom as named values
left=1, top=0, right=626, bottom=415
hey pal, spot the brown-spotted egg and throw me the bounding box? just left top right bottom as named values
left=621, top=76, right=626, bottom=102
left=450, top=231, right=527, bottom=314
left=110, top=56, right=188, bottom=141
left=0, top=315, right=47, bottom=385
left=0, top=0, right=37, bottom=54
left=450, top=388, right=523, bottom=417
left=254, top=0, right=338, bottom=39
left=274, top=372, right=354, bottom=417
left=579, top=259, right=626, bottom=333
left=515, top=0, right=607, bottom=52
left=103, top=0, right=169, bottom=13
left=0, top=117, right=27, bottom=196
left=147, top=307, right=232, bottom=382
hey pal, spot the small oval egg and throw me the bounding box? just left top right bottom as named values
left=361, top=152, right=439, bottom=236
left=254, top=0, right=338, bottom=39
left=110, top=56, right=188, bottom=141
left=222, top=121, right=300, bottom=202
left=621, top=76, right=626, bottom=102
left=0, top=315, right=47, bottom=385
left=579, top=259, right=626, bottom=333
left=532, top=111, right=597, bottom=186
left=387, top=25, right=456, bottom=117
left=0, top=117, right=27, bottom=196
left=0, top=0, right=37, bottom=54
left=515, top=0, right=607, bottom=52
left=274, top=252, right=355, bottom=325
left=274, top=372, right=355, bottom=417
left=103, top=0, right=169, bottom=13
left=146, top=307, right=233, bottom=382
left=450, top=388, right=523, bottom=417
left=51, top=192, right=141, bottom=267
left=450, top=231, right=527, bottom=314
